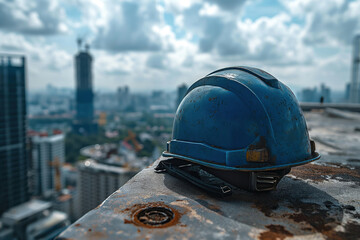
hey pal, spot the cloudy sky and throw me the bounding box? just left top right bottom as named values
left=0, top=0, right=359, bottom=93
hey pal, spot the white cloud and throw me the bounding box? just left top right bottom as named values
left=0, top=32, right=73, bottom=89
left=0, top=0, right=357, bottom=93
left=86, top=1, right=171, bottom=52
left=281, top=0, right=360, bottom=46
left=0, top=0, right=68, bottom=35
left=163, top=0, right=201, bottom=13
left=167, top=2, right=312, bottom=65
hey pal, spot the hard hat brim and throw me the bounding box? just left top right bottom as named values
left=162, top=151, right=321, bottom=172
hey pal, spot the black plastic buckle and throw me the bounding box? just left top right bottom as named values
left=220, top=185, right=232, bottom=194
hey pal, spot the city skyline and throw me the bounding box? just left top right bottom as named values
left=0, top=0, right=359, bottom=92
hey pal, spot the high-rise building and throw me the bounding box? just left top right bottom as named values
left=320, top=83, right=332, bottom=103
left=0, top=54, right=29, bottom=214
left=1, top=199, right=69, bottom=240
left=345, top=82, right=351, bottom=102
left=350, top=35, right=360, bottom=103
left=117, top=86, right=130, bottom=111
left=152, top=90, right=165, bottom=105
left=75, top=160, right=137, bottom=219
left=301, top=84, right=332, bottom=103
left=53, top=190, right=76, bottom=222
left=301, top=87, right=318, bottom=102
left=73, top=40, right=97, bottom=134
left=31, top=132, right=65, bottom=197
left=176, top=84, right=188, bottom=108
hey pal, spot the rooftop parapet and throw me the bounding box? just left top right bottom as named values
left=57, top=111, right=360, bottom=239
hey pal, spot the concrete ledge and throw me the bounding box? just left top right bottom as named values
left=58, top=156, right=360, bottom=240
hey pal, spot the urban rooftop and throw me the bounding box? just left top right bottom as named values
left=0, top=1, right=360, bottom=240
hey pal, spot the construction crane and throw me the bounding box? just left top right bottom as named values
left=123, top=130, right=143, bottom=152
left=48, top=157, right=63, bottom=192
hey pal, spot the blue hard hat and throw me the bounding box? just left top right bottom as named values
left=163, top=66, right=320, bottom=171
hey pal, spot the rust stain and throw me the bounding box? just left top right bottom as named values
left=248, top=194, right=360, bottom=240
left=195, top=194, right=209, bottom=200
left=258, top=225, right=293, bottom=240
left=320, top=221, right=360, bottom=240
left=74, top=223, right=81, bottom=227
left=282, top=200, right=360, bottom=240
left=252, top=200, right=279, bottom=217
left=117, top=202, right=183, bottom=229
left=290, top=163, right=360, bottom=183
left=233, top=189, right=355, bottom=239
left=207, top=203, right=222, bottom=212
left=170, top=199, right=203, bottom=222
left=86, top=231, right=107, bottom=239
left=124, top=219, right=132, bottom=224
left=286, top=201, right=340, bottom=230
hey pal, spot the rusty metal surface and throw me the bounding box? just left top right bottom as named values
left=58, top=112, right=360, bottom=239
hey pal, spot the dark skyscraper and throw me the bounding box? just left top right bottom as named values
left=73, top=40, right=97, bottom=134
left=0, top=54, right=29, bottom=214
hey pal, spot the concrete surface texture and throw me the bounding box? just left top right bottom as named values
left=58, top=111, right=360, bottom=240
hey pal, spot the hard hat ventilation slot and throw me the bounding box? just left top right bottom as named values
left=253, top=172, right=280, bottom=191
left=248, top=168, right=290, bottom=191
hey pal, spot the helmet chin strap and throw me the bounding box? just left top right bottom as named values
left=203, top=166, right=290, bottom=192
left=155, top=158, right=290, bottom=195
left=155, top=158, right=232, bottom=197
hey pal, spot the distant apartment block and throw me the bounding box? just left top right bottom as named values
left=0, top=200, right=69, bottom=240
left=320, top=83, right=332, bottom=103
left=30, top=132, right=65, bottom=197
left=53, top=190, right=76, bottom=223
left=176, top=83, right=188, bottom=108
left=75, top=160, right=137, bottom=219
left=301, top=87, right=318, bottom=102
left=0, top=54, right=29, bottom=214
left=301, top=83, right=332, bottom=103
left=350, top=35, right=360, bottom=103
left=345, top=82, right=351, bottom=102
left=117, top=85, right=130, bottom=111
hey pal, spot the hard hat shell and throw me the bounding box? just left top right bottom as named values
left=163, top=66, right=320, bottom=171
